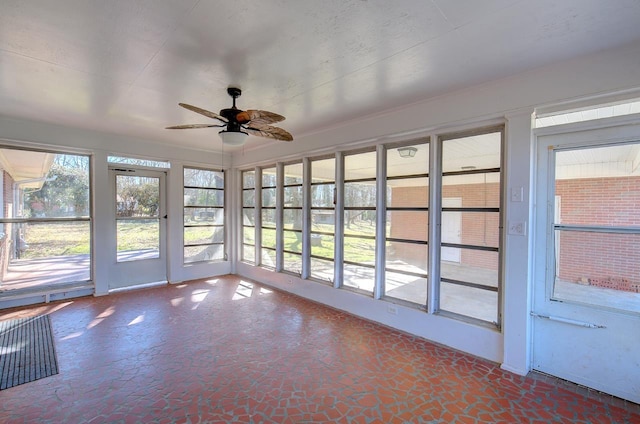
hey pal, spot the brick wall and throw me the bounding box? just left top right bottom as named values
left=389, top=182, right=500, bottom=271
left=556, top=177, right=640, bottom=292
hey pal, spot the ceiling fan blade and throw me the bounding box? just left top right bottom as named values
left=165, top=124, right=224, bottom=129
left=245, top=125, right=293, bottom=142
left=236, top=109, right=285, bottom=125
left=179, top=103, right=228, bottom=123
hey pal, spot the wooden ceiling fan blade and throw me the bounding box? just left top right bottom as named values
left=245, top=125, right=293, bottom=142
left=165, top=124, right=224, bottom=129
left=236, top=109, right=285, bottom=125
left=179, top=103, right=228, bottom=123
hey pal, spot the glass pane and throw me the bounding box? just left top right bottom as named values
left=310, top=258, right=334, bottom=282
left=442, top=174, right=500, bottom=208
left=243, top=171, right=255, bottom=189
left=4, top=221, right=91, bottom=286
left=108, top=156, right=170, bottom=168
left=242, top=208, right=255, bottom=226
left=116, top=175, right=159, bottom=218
left=311, top=233, right=334, bottom=259
left=284, top=209, right=303, bottom=230
left=184, top=245, right=224, bottom=263
left=283, top=230, right=302, bottom=253
left=312, top=158, right=335, bottom=183
left=242, top=244, right=255, bottom=263
left=553, top=230, right=640, bottom=313
left=385, top=271, right=427, bottom=305
left=441, top=211, right=499, bottom=248
left=262, top=188, right=276, bottom=207
left=243, top=226, right=255, bottom=244
left=20, top=153, right=90, bottom=218
left=345, top=151, right=376, bottom=180
left=387, top=178, right=428, bottom=208
left=386, top=241, right=428, bottom=274
left=262, top=168, right=277, bottom=187
left=117, top=219, right=159, bottom=262
left=440, top=282, right=498, bottom=323
left=262, top=228, right=276, bottom=249
left=243, top=190, right=255, bottom=207
left=345, top=182, right=376, bottom=207
left=343, top=264, right=374, bottom=293
left=284, top=163, right=303, bottom=185
left=311, top=184, right=335, bottom=207
left=556, top=144, right=640, bottom=227
left=388, top=211, right=428, bottom=242
left=184, top=168, right=223, bottom=188
left=442, top=131, right=501, bottom=173
left=184, top=226, right=223, bottom=246
left=262, top=209, right=276, bottom=228
left=184, top=188, right=223, bottom=207
left=311, top=210, right=335, bottom=232
left=344, top=236, right=375, bottom=265
left=284, top=186, right=302, bottom=204
left=184, top=208, right=223, bottom=225
left=441, top=250, right=499, bottom=287
left=283, top=252, right=302, bottom=274
left=344, top=212, right=376, bottom=237
left=387, top=143, right=429, bottom=177
left=261, top=248, right=276, bottom=268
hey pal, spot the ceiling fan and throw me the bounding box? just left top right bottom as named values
left=166, top=87, right=293, bottom=146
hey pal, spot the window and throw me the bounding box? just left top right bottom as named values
left=310, top=157, right=336, bottom=283
left=282, top=162, right=303, bottom=275
left=0, top=150, right=91, bottom=291
left=343, top=151, right=377, bottom=293
left=183, top=167, right=224, bottom=263
left=438, top=128, right=503, bottom=324
left=261, top=167, right=277, bottom=268
left=384, top=142, right=429, bottom=305
left=108, top=156, right=170, bottom=168
left=535, top=99, right=640, bottom=128
left=241, top=170, right=256, bottom=264
left=552, top=143, right=640, bottom=313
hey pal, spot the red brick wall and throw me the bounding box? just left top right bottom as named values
left=556, top=177, right=640, bottom=291
left=389, top=182, right=500, bottom=271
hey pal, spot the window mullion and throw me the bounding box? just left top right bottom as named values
left=428, top=135, right=441, bottom=314
left=374, top=144, right=386, bottom=300
left=334, top=152, right=345, bottom=289
left=254, top=167, right=262, bottom=266
left=276, top=163, right=284, bottom=272
left=301, top=158, right=311, bottom=279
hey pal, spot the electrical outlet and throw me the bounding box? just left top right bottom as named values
left=510, top=186, right=524, bottom=202
left=387, top=305, right=398, bottom=315
left=508, top=221, right=527, bottom=236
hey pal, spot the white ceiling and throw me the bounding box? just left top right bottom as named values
left=2, top=0, right=640, bottom=153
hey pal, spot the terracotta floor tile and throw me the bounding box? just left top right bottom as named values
left=0, top=275, right=638, bottom=423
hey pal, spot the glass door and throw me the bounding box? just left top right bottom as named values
left=533, top=123, right=640, bottom=403
left=109, top=168, right=166, bottom=290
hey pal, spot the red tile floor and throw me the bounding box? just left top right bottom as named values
left=1, top=275, right=638, bottom=423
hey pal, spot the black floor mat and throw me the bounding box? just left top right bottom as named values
left=0, top=315, right=59, bottom=390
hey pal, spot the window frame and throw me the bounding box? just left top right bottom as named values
left=182, top=166, right=225, bottom=264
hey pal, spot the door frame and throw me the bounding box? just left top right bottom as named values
left=108, top=166, right=168, bottom=290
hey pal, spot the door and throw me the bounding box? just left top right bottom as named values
left=109, top=168, right=167, bottom=290
left=532, top=122, right=640, bottom=403
left=441, top=197, right=462, bottom=262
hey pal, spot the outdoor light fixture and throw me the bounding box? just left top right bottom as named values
left=219, top=130, right=249, bottom=146
left=398, top=146, right=417, bottom=158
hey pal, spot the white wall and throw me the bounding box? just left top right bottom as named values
left=232, top=41, right=640, bottom=368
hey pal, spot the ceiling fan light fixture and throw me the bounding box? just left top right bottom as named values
left=219, top=130, right=249, bottom=146
left=398, top=146, right=417, bottom=158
